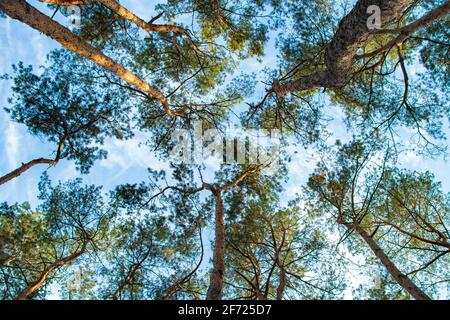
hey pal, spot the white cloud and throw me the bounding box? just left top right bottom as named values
left=5, top=122, right=20, bottom=169
left=31, top=31, right=47, bottom=66
left=399, top=150, right=421, bottom=167
left=99, top=135, right=168, bottom=176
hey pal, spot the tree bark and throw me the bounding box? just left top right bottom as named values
left=112, top=247, right=153, bottom=300
left=0, top=158, right=55, bottom=186
left=39, top=0, right=87, bottom=5
left=356, top=0, right=450, bottom=59
left=206, top=189, right=226, bottom=300
left=39, top=0, right=191, bottom=34
left=276, top=267, right=286, bottom=300
left=347, top=222, right=431, bottom=300
left=96, top=0, right=188, bottom=35
left=151, top=167, right=259, bottom=300
left=0, top=0, right=177, bottom=116
left=0, top=137, right=65, bottom=186
left=15, top=243, right=87, bottom=300
left=204, top=167, right=259, bottom=300
left=112, top=263, right=140, bottom=300
left=275, top=0, right=415, bottom=94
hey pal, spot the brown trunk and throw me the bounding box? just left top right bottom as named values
left=0, top=137, right=65, bottom=186
left=97, top=0, right=187, bottom=34
left=255, top=272, right=266, bottom=300
left=206, top=189, right=225, bottom=300
left=112, top=264, right=139, bottom=300
left=0, top=158, right=55, bottom=186
left=15, top=243, right=87, bottom=300
left=256, top=291, right=267, bottom=300
left=161, top=231, right=204, bottom=300
left=275, top=0, right=414, bottom=94
left=357, top=1, right=450, bottom=59
left=324, top=0, right=413, bottom=86
left=349, top=222, right=431, bottom=300
left=276, top=267, right=286, bottom=300
left=112, top=247, right=153, bottom=300
left=0, top=0, right=177, bottom=116
left=157, top=168, right=258, bottom=300
left=204, top=168, right=259, bottom=300
left=39, top=0, right=191, bottom=35
left=39, top=0, right=87, bottom=5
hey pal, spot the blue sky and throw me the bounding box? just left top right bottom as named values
left=0, top=0, right=449, bottom=299
left=1, top=1, right=448, bottom=206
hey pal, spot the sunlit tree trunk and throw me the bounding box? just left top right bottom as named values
left=206, top=189, right=226, bottom=300
left=204, top=168, right=258, bottom=300
left=0, top=137, right=65, bottom=186
left=39, top=0, right=87, bottom=5
left=39, top=0, right=190, bottom=34
left=347, top=222, right=431, bottom=300
left=273, top=0, right=450, bottom=94
left=96, top=0, right=188, bottom=34
left=276, top=267, right=286, bottom=300
left=0, top=0, right=177, bottom=115
left=15, top=243, right=87, bottom=300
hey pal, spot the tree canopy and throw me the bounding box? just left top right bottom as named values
left=0, top=0, right=449, bottom=300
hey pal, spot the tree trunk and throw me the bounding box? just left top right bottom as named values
left=112, top=264, right=140, bottom=300
left=204, top=168, right=259, bottom=299
left=15, top=244, right=87, bottom=300
left=275, top=0, right=414, bottom=94
left=276, top=267, right=286, bottom=300
left=0, top=0, right=176, bottom=115
left=0, top=158, right=55, bottom=186
left=39, top=0, right=191, bottom=35
left=39, top=0, right=87, bottom=5
left=112, top=247, right=153, bottom=300
left=349, top=222, right=431, bottom=300
left=206, top=190, right=225, bottom=300
left=324, top=0, right=413, bottom=86
left=0, top=137, right=66, bottom=186
left=97, top=0, right=187, bottom=34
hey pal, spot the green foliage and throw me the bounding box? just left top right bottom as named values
left=0, top=175, right=107, bottom=299
left=3, top=50, right=133, bottom=173
left=1, top=0, right=449, bottom=301
left=306, top=140, right=450, bottom=299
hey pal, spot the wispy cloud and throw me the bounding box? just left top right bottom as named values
left=5, top=122, right=20, bottom=169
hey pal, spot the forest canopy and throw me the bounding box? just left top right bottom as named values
left=0, top=0, right=449, bottom=300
